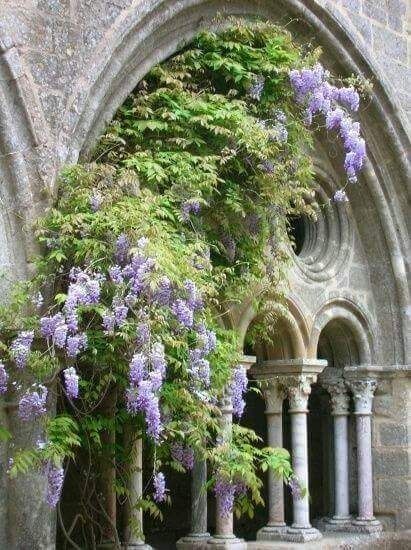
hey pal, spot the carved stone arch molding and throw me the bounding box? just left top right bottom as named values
left=308, top=298, right=374, bottom=365
left=230, top=294, right=309, bottom=359
left=0, top=37, right=54, bottom=288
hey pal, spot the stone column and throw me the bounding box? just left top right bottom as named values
left=177, top=457, right=210, bottom=549
left=321, top=372, right=351, bottom=530
left=257, top=380, right=287, bottom=540
left=346, top=377, right=382, bottom=534
left=123, top=437, right=152, bottom=549
left=208, top=391, right=246, bottom=549
left=284, top=374, right=322, bottom=542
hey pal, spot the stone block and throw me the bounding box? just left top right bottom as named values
left=379, top=423, right=408, bottom=446
left=378, top=478, right=410, bottom=510
left=373, top=26, right=408, bottom=61
left=364, top=1, right=387, bottom=25
left=373, top=449, right=409, bottom=476
left=342, top=0, right=361, bottom=13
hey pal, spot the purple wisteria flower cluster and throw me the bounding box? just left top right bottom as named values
left=289, top=63, right=366, bottom=191
left=214, top=476, right=247, bottom=516
left=153, top=471, right=167, bottom=502
left=181, top=199, right=201, bottom=221
left=10, top=331, right=34, bottom=369
left=0, top=362, right=8, bottom=394
left=230, top=365, right=248, bottom=419
left=63, top=367, right=79, bottom=399
left=171, top=442, right=195, bottom=470
left=44, top=461, right=64, bottom=508
left=18, top=384, right=48, bottom=421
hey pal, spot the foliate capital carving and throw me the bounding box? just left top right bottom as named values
left=262, top=380, right=286, bottom=414
left=320, top=373, right=350, bottom=415
left=346, top=378, right=377, bottom=415
left=282, top=375, right=316, bottom=412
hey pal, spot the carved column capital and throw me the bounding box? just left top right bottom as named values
left=346, top=378, right=377, bottom=415
left=282, top=374, right=316, bottom=412
left=261, top=379, right=286, bottom=414
left=320, top=371, right=350, bottom=415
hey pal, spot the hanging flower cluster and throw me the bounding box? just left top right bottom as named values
left=213, top=476, right=247, bottom=517
left=289, top=63, right=365, bottom=199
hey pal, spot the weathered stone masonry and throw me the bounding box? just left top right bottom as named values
left=0, top=1, right=409, bottom=548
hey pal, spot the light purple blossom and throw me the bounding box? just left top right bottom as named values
left=231, top=365, right=248, bottom=418
left=115, top=233, right=130, bottom=265
left=18, top=385, right=47, bottom=421
left=66, top=333, right=87, bottom=357
left=333, top=189, right=349, bottom=203
left=248, top=75, right=265, bottom=101
left=171, top=442, right=194, bottom=470
left=150, top=342, right=166, bottom=376
left=44, top=462, right=64, bottom=508
left=181, top=200, right=201, bottom=221
left=0, top=362, right=8, bottom=394
left=155, top=277, right=172, bottom=306
left=153, top=472, right=166, bottom=502
left=172, top=299, right=194, bottom=328
left=136, top=322, right=150, bottom=347
left=63, top=367, right=79, bottom=399
left=102, top=313, right=116, bottom=334
left=90, top=190, right=102, bottom=212
left=129, top=353, right=147, bottom=386
left=114, top=303, right=129, bottom=327
left=109, top=265, right=124, bottom=284
left=11, top=331, right=34, bottom=369
left=214, top=477, right=236, bottom=517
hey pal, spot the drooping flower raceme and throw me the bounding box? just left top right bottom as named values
left=289, top=63, right=365, bottom=183
left=171, top=442, right=195, bottom=470
left=231, top=365, right=248, bottom=419
left=63, top=367, right=79, bottom=399
left=18, top=385, right=48, bottom=421
left=44, top=461, right=64, bottom=508
left=10, top=331, right=34, bottom=369
left=153, top=471, right=167, bottom=502
left=0, top=362, right=8, bottom=394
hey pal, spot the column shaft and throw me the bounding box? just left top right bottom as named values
left=356, top=415, right=373, bottom=520
left=334, top=415, right=350, bottom=519
left=266, top=412, right=285, bottom=526
left=290, top=410, right=310, bottom=528
left=191, top=458, right=208, bottom=535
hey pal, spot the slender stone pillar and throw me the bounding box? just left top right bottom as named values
left=123, top=437, right=152, bottom=549
left=284, top=374, right=322, bottom=542
left=256, top=380, right=287, bottom=540
left=208, top=391, right=246, bottom=549
left=321, top=372, right=352, bottom=531
left=177, top=457, right=210, bottom=549
left=346, top=377, right=382, bottom=534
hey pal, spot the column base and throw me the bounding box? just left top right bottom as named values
left=350, top=518, right=383, bottom=534
left=207, top=535, right=247, bottom=549
left=177, top=533, right=211, bottom=549
left=318, top=516, right=357, bottom=532
left=256, top=523, right=287, bottom=540
left=282, top=526, right=322, bottom=542
left=121, top=543, right=153, bottom=549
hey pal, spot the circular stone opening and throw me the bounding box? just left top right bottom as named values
left=288, top=184, right=352, bottom=281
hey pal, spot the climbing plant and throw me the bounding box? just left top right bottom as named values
left=0, top=18, right=367, bottom=546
